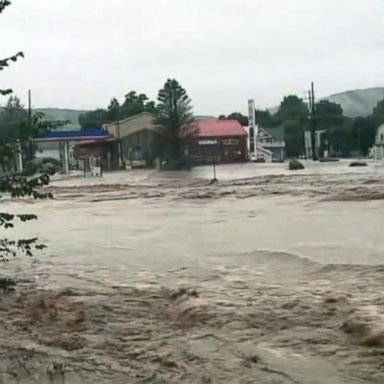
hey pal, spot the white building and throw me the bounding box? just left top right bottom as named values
left=373, top=123, right=384, bottom=160
left=257, top=126, right=286, bottom=162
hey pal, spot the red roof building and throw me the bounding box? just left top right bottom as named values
left=187, top=119, right=247, bottom=138
left=186, top=119, right=248, bottom=164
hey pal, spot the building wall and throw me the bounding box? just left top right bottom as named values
left=257, top=127, right=286, bottom=161
left=255, top=147, right=273, bottom=163
left=258, top=139, right=285, bottom=161
left=104, top=113, right=156, bottom=139
left=121, top=129, right=157, bottom=162
left=104, top=113, right=158, bottom=165
left=269, top=147, right=285, bottom=162
left=188, top=135, right=247, bottom=164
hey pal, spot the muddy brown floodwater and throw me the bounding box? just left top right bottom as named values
left=1, top=161, right=384, bottom=383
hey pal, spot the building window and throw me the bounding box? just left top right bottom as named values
left=198, top=139, right=218, bottom=145
left=381, top=133, right=384, bottom=143
left=223, top=139, right=239, bottom=145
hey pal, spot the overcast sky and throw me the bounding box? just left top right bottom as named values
left=1, top=0, right=383, bottom=115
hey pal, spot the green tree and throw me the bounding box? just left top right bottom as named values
left=315, top=100, right=343, bottom=120
left=372, top=99, right=384, bottom=126
left=78, top=108, right=108, bottom=128
left=144, top=100, right=157, bottom=114
left=78, top=92, right=157, bottom=128
left=275, top=95, right=308, bottom=157
left=312, top=100, right=376, bottom=157
left=228, top=112, right=249, bottom=126
left=351, top=116, right=376, bottom=156
left=3, top=95, right=26, bottom=115
left=0, top=96, right=28, bottom=140
left=276, top=95, right=308, bottom=122
left=154, top=79, right=193, bottom=167
left=119, top=91, right=146, bottom=118
left=219, top=112, right=249, bottom=126
left=0, top=0, right=53, bottom=276
left=255, top=109, right=278, bottom=127
left=119, top=91, right=156, bottom=119
left=106, top=98, right=120, bottom=122
left=1, top=95, right=63, bottom=140
left=0, top=95, right=66, bottom=164
left=314, top=100, right=344, bottom=156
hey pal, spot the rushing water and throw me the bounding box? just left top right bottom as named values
left=1, top=161, right=384, bottom=383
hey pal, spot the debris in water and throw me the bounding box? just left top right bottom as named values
left=289, top=159, right=305, bottom=170
left=169, top=287, right=199, bottom=301
left=349, top=161, right=368, bottom=167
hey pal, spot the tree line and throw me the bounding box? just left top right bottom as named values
left=220, top=96, right=384, bottom=158
left=0, top=95, right=65, bottom=171
left=78, top=92, right=157, bottom=128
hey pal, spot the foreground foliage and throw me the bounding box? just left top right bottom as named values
left=0, top=170, right=54, bottom=264
left=0, top=1, right=53, bottom=272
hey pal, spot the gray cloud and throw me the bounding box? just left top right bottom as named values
left=1, top=0, right=383, bottom=115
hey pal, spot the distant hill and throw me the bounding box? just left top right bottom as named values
left=34, top=108, right=88, bottom=130
left=324, top=87, right=384, bottom=117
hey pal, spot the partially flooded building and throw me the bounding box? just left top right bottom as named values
left=185, top=119, right=248, bottom=164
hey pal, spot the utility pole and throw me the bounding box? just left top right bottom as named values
left=309, top=82, right=317, bottom=161
left=28, top=89, right=32, bottom=160
left=28, top=89, right=31, bottom=126
left=117, top=120, right=124, bottom=168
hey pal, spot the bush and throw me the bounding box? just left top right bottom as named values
left=289, top=159, right=305, bottom=170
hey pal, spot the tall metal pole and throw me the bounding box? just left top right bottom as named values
left=28, top=89, right=31, bottom=126
left=28, top=89, right=32, bottom=160
left=248, top=99, right=256, bottom=160
left=310, top=82, right=317, bottom=161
